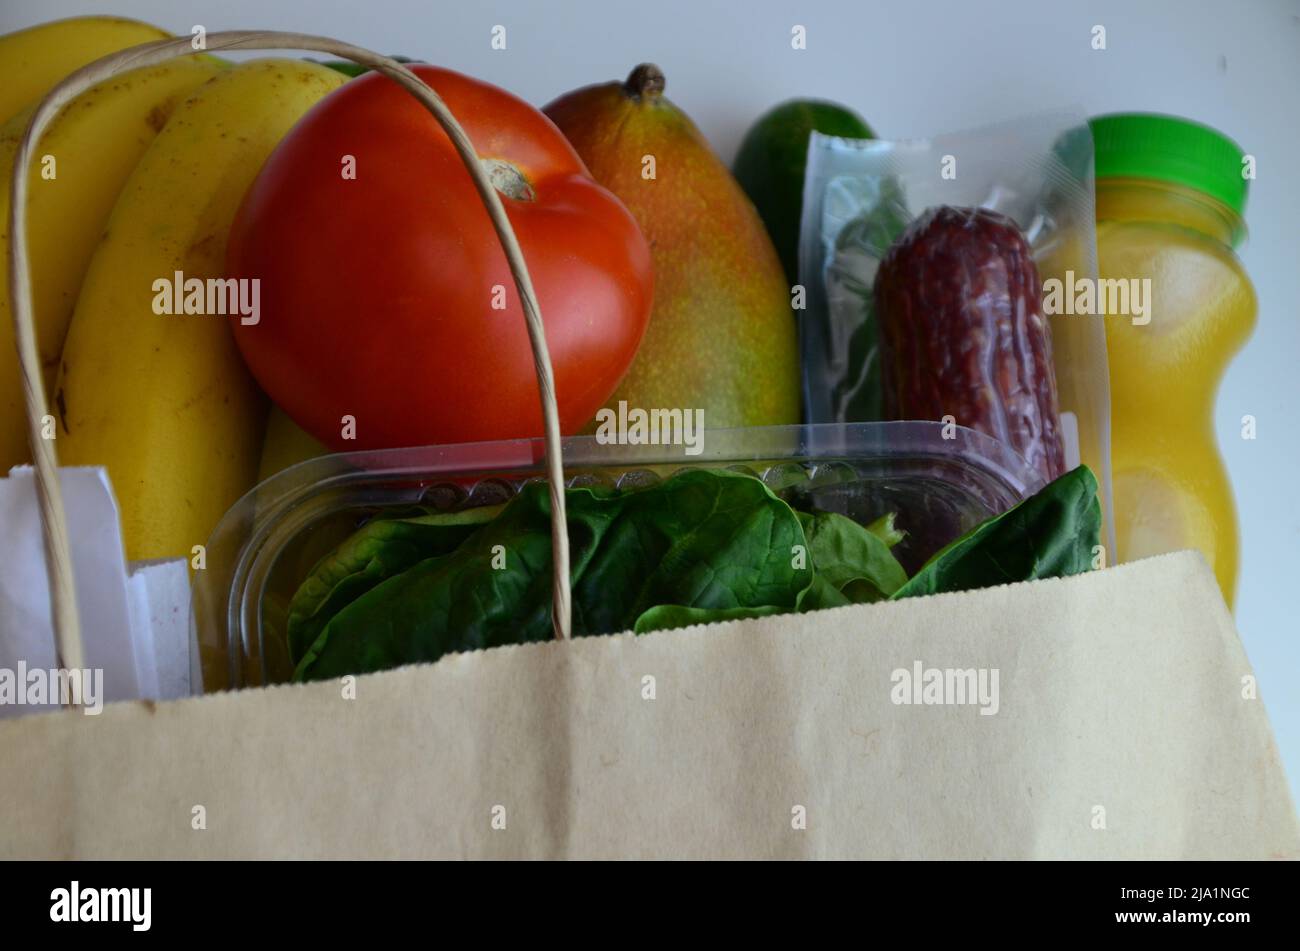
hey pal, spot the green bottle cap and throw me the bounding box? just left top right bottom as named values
left=1089, top=113, right=1249, bottom=218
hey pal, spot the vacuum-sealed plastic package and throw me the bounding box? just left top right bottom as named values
left=798, top=112, right=1113, bottom=540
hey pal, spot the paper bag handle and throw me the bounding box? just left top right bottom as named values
left=7, top=31, right=575, bottom=683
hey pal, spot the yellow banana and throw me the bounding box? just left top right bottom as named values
left=56, top=59, right=347, bottom=561
left=0, top=55, right=224, bottom=472
left=258, top=405, right=329, bottom=485
left=0, top=15, right=172, bottom=123
left=255, top=407, right=333, bottom=684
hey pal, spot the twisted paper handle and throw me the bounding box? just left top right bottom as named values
left=7, top=31, right=574, bottom=693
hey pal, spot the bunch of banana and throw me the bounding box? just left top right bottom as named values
left=54, top=58, right=347, bottom=561
left=0, top=50, right=225, bottom=473
left=1, top=15, right=347, bottom=561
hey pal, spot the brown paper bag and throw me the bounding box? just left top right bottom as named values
left=1, top=550, right=1294, bottom=859
left=7, top=31, right=1292, bottom=861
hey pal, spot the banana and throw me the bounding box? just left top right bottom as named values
left=0, top=16, right=172, bottom=123
left=0, top=55, right=225, bottom=472
left=258, top=405, right=329, bottom=485
left=55, top=59, right=347, bottom=561
left=255, top=408, right=334, bottom=683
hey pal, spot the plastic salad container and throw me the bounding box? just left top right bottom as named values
left=192, top=421, right=1046, bottom=692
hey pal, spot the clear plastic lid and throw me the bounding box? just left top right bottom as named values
left=192, top=421, right=1046, bottom=691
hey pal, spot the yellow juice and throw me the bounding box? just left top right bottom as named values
left=1097, top=177, right=1255, bottom=607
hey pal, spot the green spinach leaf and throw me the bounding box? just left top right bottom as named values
left=285, top=505, right=502, bottom=663
left=865, top=511, right=905, bottom=548
left=293, top=469, right=815, bottom=681
left=797, top=510, right=907, bottom=603
left=284, top=465, right=1099, bottom=683
left=890, top=465, right=1100, bottom=600
left=633, top=603, right=788, bottom=633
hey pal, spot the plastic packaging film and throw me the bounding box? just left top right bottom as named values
left=798, top=112, right=1116, bottom=558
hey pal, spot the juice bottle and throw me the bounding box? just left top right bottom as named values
left=1090, top=113, right=1255, bottom=608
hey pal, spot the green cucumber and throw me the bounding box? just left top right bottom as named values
left=733, top=98, right=874, bottom=282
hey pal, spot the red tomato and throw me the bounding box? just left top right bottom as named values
left=227, top=65, right=653, bottom=451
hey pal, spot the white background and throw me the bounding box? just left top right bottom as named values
left=5, top=0, right=1298, bottom=802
